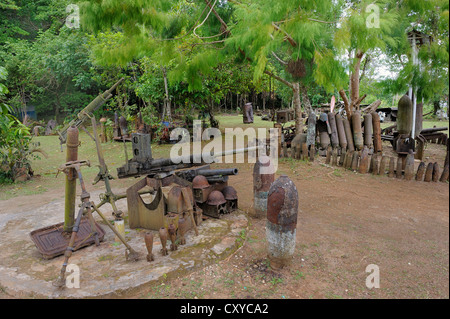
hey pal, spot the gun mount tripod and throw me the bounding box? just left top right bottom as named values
left=53, top=160, right=139, bottom=289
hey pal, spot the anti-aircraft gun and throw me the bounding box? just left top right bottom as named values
left=57, top=78, right=125, bottom=148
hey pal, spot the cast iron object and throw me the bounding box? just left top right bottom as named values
left=307, top=112, right=316, bottom=147
left=339, top=149, right=347, bottom=167
left=30, top=218, right=105, bottom=260
left=388, top=157, right=396, bottom=178
left=352, top=111, right=364, bottom=151
left=363, top=113, right=373, bottom=149
left=404, top=150, right=415, bottom=181
left=371, top=154, right=379, bottom=176
left=432, top=162, right=440, bottom=182
left=416, top=162, right=426, bottom=181
left=351, top=151, right=359, bottom=171
left=397, top=95, right=413, bottom=135
left=328, top=112, right=339, bottom=149
left=167, top=185, right=194, bottom=214
left=343, top=117, right=355, bottom=152
left=222, top=186, right=238, bottom=212
left=64, top=125, right=79, bottom=232
left=178, top=217, right=187, bottom=245
left=440, top=164, right=449, bottom=183
left=379, top=156, right=389, bottom=176
left=344, top=151, right=353, bottom=169
left=359, top=146, right=370, bottom=174
left=319, top=131, right=331, bottom=150
left=424, top=162, right=434, bottom=182
left=207, top=190, right=227, bottom=206
left=144, top=232, right=155, bottom=262
left=335, top=114, right=347, bottom=150
left=371, top=112, right=383, bottom=153
left=159, top=227, right=169, bottom=256
left=332, top=148, right=338, bottom=166
left=168, top=223, right=178, bottom=251
left=266, top=175, right=298, bottom=269
left=253, top=156, right=275, bottom=219
left=325, top=146, right=332, bottom=164
left=396, top=157, right=403, bottom=179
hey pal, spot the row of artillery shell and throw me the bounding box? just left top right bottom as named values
left=326, top=148, right=449, bottom=183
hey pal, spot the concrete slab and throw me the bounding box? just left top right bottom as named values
left=0, top=189, right=248, bottom=298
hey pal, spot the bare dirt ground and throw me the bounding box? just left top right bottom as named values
left=0, top=141, right=448, bottom=299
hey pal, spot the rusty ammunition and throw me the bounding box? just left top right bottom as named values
left=319, top=131, right=331, bottom=150
left=363, top=113, right=373, bottom=149
left=332, top=148, right=338, bottom=166
left=144, top=232, right=155, bottom=262
left=352, top=111, right=364, bottom=151
left=379, top=156, right=389, bottom=176
left=339, top=149, right=347, bottom=167
left=415, top=162, right=426, bottom=181
left=424, top=162, right=434, bottom=182
left=168, top=223, right=177, bottom=251
left=328, top=112, right=339, bottom=149
left=396, top=157, right=403, bottom=179
left=335, top=114, right=347, bottom=150
left=388, top=157, right=396, bottom=178
left=266, top=175, right=298, bottom=269
left=325, top=146, right=332, bottom=164
left=253, top=155, right=275, bottom=219
left=440, top=164, right=449, bottom=182
left=432, top=162, right=440, bottom=182
left=371, top=112, right=383, bottom=153
left=371, top=154, right=380, bottom=175
left=343, top=118, right=355, bottom=152
left=404, top=151, right=415, bottom=181
left=159, top=227, right=169, bottom=256
left=359, top=146, right=370, bottom=174
left=344, top=151, right=353, bottom=169
left=351, top=151, right=359, bottom=171
left=178, top=217, right=187, bottom=245
left=64, top=126, right=79, bottom=233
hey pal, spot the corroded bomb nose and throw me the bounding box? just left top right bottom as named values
left=207, top=190, right=227, bottom=206
left=192, top=175, right=210, bottom=189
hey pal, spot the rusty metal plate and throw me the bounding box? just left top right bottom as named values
left=30, top=218, right=105, bottom=259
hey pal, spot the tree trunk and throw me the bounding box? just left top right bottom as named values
left=293, top=82, right=303, bottom=134
left=300, top=83, right=312, bottom=115
left=433, top=100, right=440, bottom=115
left=350, top=50, right=364, bottom=111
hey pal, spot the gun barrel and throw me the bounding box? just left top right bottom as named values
left=196, top=168, right=238, bottom=176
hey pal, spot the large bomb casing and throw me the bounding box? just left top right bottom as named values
left=328, top=112, right=339, bottom=149
left=266, top=175, right=298, bottom=269
left=335, top=114, right=347, bottom=150
left=352, top=111, right=364, bottom=151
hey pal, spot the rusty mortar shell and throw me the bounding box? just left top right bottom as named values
left=379, top=156, right=389, bottom=176
left=344, top=151, right=353, bottom=169
left=415, top=162, right=426, bottom=181
left=371, top=112, right=382, bottom=153
left=404, top=151, right=415, bottom=181
left=159, top=227, right=169, bottom=256
left=168, top=223, right=178, bottom=251
left=359, top=146, right=370, bottom=174
left=343, top=117, right=355, bottom=152
left=253, top=155, right=275, bottom=219
left=371, top=154, right=379, bottom=175
left=424, top=162, right=434, bottom=182
left=178, top=217, right=187, bottom=245
left=144, top=232, right=155, bottom=262
left=388, top=157, right=396, bottom=178
left=351, top=151, right=360, bottom=171
left=328, top=112, right=339, bottom=149
left=335, top=114, right=347, bottom=150
left=352, top=111, right=364, bottom=151
left=339, top=149, right=347, bottom=167
left=432, top=162, right=440, bottom=182
left=363, top=113, right=373, bottom=148
left=332, top=148, right=338, bottom=166
left=396, top=157, right=403, bottom=179
left=319, top=131, right=331, bottom=150
left=266, top=175, right=298, bottom=269
left=440, top=164, right=449, bottom=183
left=325, top=146, right=332, bottom=165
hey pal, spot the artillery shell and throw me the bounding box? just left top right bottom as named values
left=159, top=227, right=169, bottom=256
left=351, top=151, right=359, bottom=171
left=325, top=146, right=332, bottom=164
left=343, top=118, right=355, bottom=152
left=415, top=162, right=426, bottom=181
left=332, top=148, right=338, bottom=166
left=359, top=146, right=370, bottom=174
left=344, top=151, right=353, bottom=169
left=379, top=156, right=389, bottom=176
left=336, top=114, right=347, bottom=150
left=388, top=157, right=396, bottom=178
left=371, top=112, right=383, bottom=153
left=363, top=113, right=373, bottom=148
left=372, top=154, right=380, bottom=175
left=178, top=217, right=187, bottom=245
left=266, top=175, right=298, bottom=269
left=424, top=162, right=434, bottom=182
left=404, top=151, right=415, bottom=181
left=168, top=223, right=177, bottom=251
left=328, top=112, right=339, bottom=149
left=253, top=155, right=275, bottom=219
left=352, top=111, right=364, bottom=151
left=319, top=131, right=331, bottom=150
left=339, top=149, right=347, bottom=167
left=396, top=157, right=403, bottom=179
left=440, top=164, right=449, bottom=183
left=144, top=232, right=155, bottom=262
left=432, top=162, right=440, bottom=182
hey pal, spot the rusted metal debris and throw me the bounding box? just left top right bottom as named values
left=359, top=146, right=370, bottom=174
left=404, top=150, right=415, bottom=181
left=424, top=162, right=434, bottom=182
left=159, top=227, right=169, bottom=256
left=388, top=157, right=396, bottom=178
left=364, top=113, right=373, bottom=149
left=144, top=232, right=155, bottom=262
left=266, top=175, right=298, bottom=269
left=432, top=162, right=440, bottom=182
left=440, top=164, right=449, bottom=182
left=351, top=151, right=359, bottom=171
left=325, top=146, right=332, bottom=165
left=396, top=157, right=403, bottom=179
left=371, top=112, right=383, bottom=153
left=352, top=111, right=364, bottom=151
left=379, top=156, right=389, bottom=176
left=416, top=162, right=426, bottom=181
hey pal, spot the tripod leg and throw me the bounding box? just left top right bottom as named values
left=90, top=203, right=140, bottom=261
left=53, top=206, right=84, bottom=288
left=85, top=205, right=100, bottom=246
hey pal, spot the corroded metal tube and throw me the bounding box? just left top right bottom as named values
left=359, top=146, right=370, bottom=174
left=404, top=150, right=415, bottom=181
left=328, top=112, right=339, bottom=149
left=144, top=232, right=155, bottom=262
left=343, top=118, right=355, bottom=152
left=396, top=157, right=403, bottom=179
left=371, top=154, right=379, bottom=175
left=379, top=156, right=389, bottom=176
left=64, top=126, right=79, bottom=232
left=432, top=162, right=440, bottom=182
left=266, top=175, right=298, bottom=269
left=351, top=151, right=359, bottom=171
left=332, top=148, right=338, bottom=166
left=252, top=156, right=275, bottom=219
left=363, top=113, right=373, bottom=149
left=416, top=162, right=426, bottom=181
left=325, top=146, right=332, bottom=165
left=352, top=111, right=364, bottom=151
left=159, top=227, right=169, bottom=256
left=440, top=164, right=449, bottom=183
left=371, top=112, right=383, bottom=153
left=424, top=162, right=434, bottom=182
left=335, top=114, right=347, bottom=150
left=339, top=149, right=347, bottom=167
left=388, top=157, right=396, bottom=178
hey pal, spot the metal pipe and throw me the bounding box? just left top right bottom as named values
left=64, top=126, right=79, bottom=232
